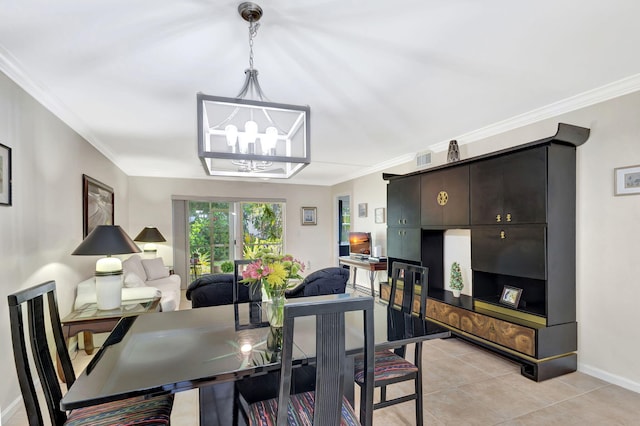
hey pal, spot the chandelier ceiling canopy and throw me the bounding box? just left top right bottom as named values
left=197, top=2, right=310, bottom=179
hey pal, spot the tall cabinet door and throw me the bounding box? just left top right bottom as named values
left=471, top=147, right=547, bottom=225
left=421, top=165, right=469, bottom=227
left=502, top=148, right=547, bottom=224
left=387, top=175, right=420, bottom=227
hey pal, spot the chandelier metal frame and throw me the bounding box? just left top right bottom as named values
left=197, top=2, right=311, bottom=179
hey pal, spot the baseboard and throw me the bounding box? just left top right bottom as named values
left=578, top=362, right=640, bottom=394
left=2, top=391, right=25, bottom=424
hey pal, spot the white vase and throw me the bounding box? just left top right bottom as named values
left=452, top=289, right=461, bottom=298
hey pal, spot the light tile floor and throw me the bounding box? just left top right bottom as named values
left=7, top=291, right=640, bottom=425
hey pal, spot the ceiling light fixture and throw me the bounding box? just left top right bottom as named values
left=197, top=2, right=310, bottom=179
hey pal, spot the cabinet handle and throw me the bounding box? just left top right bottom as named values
left=496, top=214, right=501, bottom=223
left=506, top=213, right=512, bottom=222
left=398, top=219, right=402, bottom=225
left=403, top=219, right=407, bottom=225
left=500, top=230, right=506, bottom=239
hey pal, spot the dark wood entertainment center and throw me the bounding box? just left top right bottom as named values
left=382, top=123, right=590, bottom=381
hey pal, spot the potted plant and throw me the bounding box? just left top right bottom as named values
left=450, top=262, right=464, bottom=297
left=220, top=261, right=234, bottom=273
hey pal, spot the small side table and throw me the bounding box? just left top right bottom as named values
left=58, top=297, right=161, bottom=381
left=61, top=296, right=161, bottom=355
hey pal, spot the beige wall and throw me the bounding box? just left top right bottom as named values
left=0, top=72, right=130, bottom=418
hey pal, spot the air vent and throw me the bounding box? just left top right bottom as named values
left=415, top=151, right=432, bottom=169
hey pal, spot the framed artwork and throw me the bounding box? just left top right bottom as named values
left=301, top=206, right=317, bottom=225
left=358, top=203, right=368, bottom=218
left=499, top=285, right=523, bottom=308
left=83, top=174, right=114, bottom=237
left=0, top=142, right=11, bottom=206
left=614, top=164, right=640, bottom=196
left=374, top=207, right=385, bottom=224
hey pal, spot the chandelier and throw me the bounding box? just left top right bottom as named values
left=197, top=2, right=310, bottom=179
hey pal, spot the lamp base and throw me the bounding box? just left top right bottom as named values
left=95, top=274, right=123, bottom=310
left=95, top=257, right=123, bottom=310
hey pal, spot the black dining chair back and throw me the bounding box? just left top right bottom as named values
left=8, top=280, right=173, bottom=426
left=355, top=261, right=430, bottom=426
left=247, top=294, right=375, bottom=426
left=9, top=281, right=74, bottom=425
left=388, top=261, right=428, bottom=316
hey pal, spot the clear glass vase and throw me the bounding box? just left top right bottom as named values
left=265, top=287, right=286, bottom=328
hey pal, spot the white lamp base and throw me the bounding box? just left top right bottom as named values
left=95, top=257, right=123, bottom=310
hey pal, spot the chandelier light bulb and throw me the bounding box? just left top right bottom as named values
left=245, top=120, right=258, bottom=143
left=261, top=126, right=278, bottom=154
left=225, top=124, right=238, bottom=147
left=238, top=134, right=249, bottom=154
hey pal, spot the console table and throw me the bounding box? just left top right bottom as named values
left=338, top=256, right=387, bottom=296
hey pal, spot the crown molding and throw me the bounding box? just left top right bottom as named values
left=0, top=44, right=120, bottom=165
left=428, top=73, right=640, bottom=152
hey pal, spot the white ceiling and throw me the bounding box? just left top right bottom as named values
left=1, top=1, right=640, bottom=186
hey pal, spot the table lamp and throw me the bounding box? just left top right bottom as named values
left=133, top=226, right=166, bottom=258
left=72, top=225, right=141, bottom=310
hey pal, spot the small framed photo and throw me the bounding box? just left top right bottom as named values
left=301, top=206, right=317, bottom=225
left=375, top=207, right=385, bottom=224
left=0, top=142, right=12, bottom=206
left=83, top=174, right=114, bottom=237
left=614, top=164, right=640, bottom=196
left=358, top=203, right=368, bottom=218
left=500, top=285, right=523, bottom=308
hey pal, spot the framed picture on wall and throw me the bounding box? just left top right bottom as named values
left=0, top=142, right=12, bottom=206
left=358, top=203, right=368, bottom=218
left=374, top=207, right=385, bottom=223
left=301, top=206, right=317, bottom=225
left=83, top=174, right=114, bottom=237
left=614, top=164, right=640, bottom=196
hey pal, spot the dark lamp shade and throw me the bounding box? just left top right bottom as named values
left=72, top=225, right=141, bottom=256
left=134, top=227, right=166, bottom=243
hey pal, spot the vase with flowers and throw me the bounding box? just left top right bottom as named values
left=240, top=248, right=305, bottom=327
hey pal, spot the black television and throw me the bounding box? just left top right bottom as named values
left=349, top=232, right=371, bottom=258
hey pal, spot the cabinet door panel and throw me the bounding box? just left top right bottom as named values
left=388, top=175, right=420, bottom=226
left=403, top=227, right=422, bottom=262
left=387, top=228, right=403, bottom=259
left=471, top=226, right=546, bottom=280
left=442, top=166, right=470, bottom=226
left=470, top=157, right=503, bottom=225
left=421, top=166, right=469, bottom=227
left=386, top=227, right=421, bottom=262
left=502, top=148, right=547, bottom=224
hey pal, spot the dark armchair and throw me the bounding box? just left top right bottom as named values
left=186, top=273, right=250, bottom=308
left=285, top=267, right=349, bottom=298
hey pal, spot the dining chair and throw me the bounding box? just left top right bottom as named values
left=8, top=280, right=174, bottom=426
left=354, top=261, right=429, bottom=426
left=247, top=294, right=375, bottom=426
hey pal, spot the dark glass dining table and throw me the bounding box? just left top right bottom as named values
left=60, top=292, right=450, bottom=415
